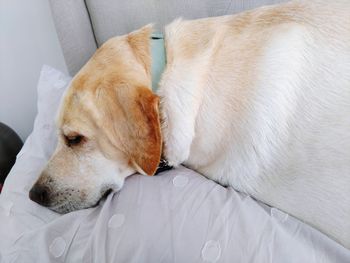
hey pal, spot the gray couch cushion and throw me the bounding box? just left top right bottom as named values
left=86, top=0, right=289, bottom=46
left=50, top=0, right=289, bottom=75
left=49, top=0, right=97, bottom=75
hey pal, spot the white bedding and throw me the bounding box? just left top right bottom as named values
left=0, top=66, right=349, bottom=262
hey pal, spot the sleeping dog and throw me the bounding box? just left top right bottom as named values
left=29, top=0, right=350, bottom=248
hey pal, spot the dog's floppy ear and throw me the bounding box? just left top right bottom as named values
left=132, top=89, right=162, bottom=176
left=116, top=85, right=162, bottom=176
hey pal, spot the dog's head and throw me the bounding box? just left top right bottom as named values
left=29, top=26, right=162, bottom=213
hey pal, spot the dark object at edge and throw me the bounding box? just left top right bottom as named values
left=0, top=122, right=23, bottom=184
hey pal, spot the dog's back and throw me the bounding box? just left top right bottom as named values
left=161, top=0, right=350, bottom=247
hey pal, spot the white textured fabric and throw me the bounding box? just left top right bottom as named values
left=0, top=66, right=349, bottom=262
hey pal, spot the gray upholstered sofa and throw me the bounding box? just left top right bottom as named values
left=49, top=0, right=288, bottom=76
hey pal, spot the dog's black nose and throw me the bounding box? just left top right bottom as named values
left=29, top=185, right=50, bottom=206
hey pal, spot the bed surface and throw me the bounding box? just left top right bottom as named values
left=0, top=66, right=349, bottom=262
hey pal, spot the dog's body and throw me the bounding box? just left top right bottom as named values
left=30, top=0, right=350, bottom=248
left=159, top=0, right=350, bottom=247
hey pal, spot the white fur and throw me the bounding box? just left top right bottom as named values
left=159, top=1, right=350, bottom=248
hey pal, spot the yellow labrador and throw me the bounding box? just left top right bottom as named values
left=30, top=0, right=350, bottom=248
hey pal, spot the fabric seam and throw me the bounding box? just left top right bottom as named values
left=84, top=0, right=99, bottom=47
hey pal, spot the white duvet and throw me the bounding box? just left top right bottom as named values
left=0, top=66, right=349, bottom=263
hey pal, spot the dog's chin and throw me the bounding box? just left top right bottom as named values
left=49, top=188, right=116, bottom=214
left=48, top=199, right=97, bottom=214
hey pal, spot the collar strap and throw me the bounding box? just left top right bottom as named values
left=155, top=159, right=173, bottom=175
left=151, top=33, right=166, bottom=91
left=151, top=33, right=171, bottom=174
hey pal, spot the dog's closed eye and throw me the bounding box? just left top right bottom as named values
left=65, top=134, right=84, bottom=147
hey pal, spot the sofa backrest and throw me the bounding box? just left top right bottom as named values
left=49, top=0, right=289, bottom=75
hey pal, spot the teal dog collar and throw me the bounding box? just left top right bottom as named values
left=151, top=33, right=172, bottom=174
left=151, top=33, right=166, bottom=91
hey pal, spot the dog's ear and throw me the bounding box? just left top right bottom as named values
left=131, top=88, right=162, bottom=176
left=116, top=85, right=162, bottom=176
left=127, top=25, right=153, bottom=76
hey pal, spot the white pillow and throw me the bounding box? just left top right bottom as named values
left=0, top=66, right=71, bottom=255
left=3, top=65, right=71, bottom=197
